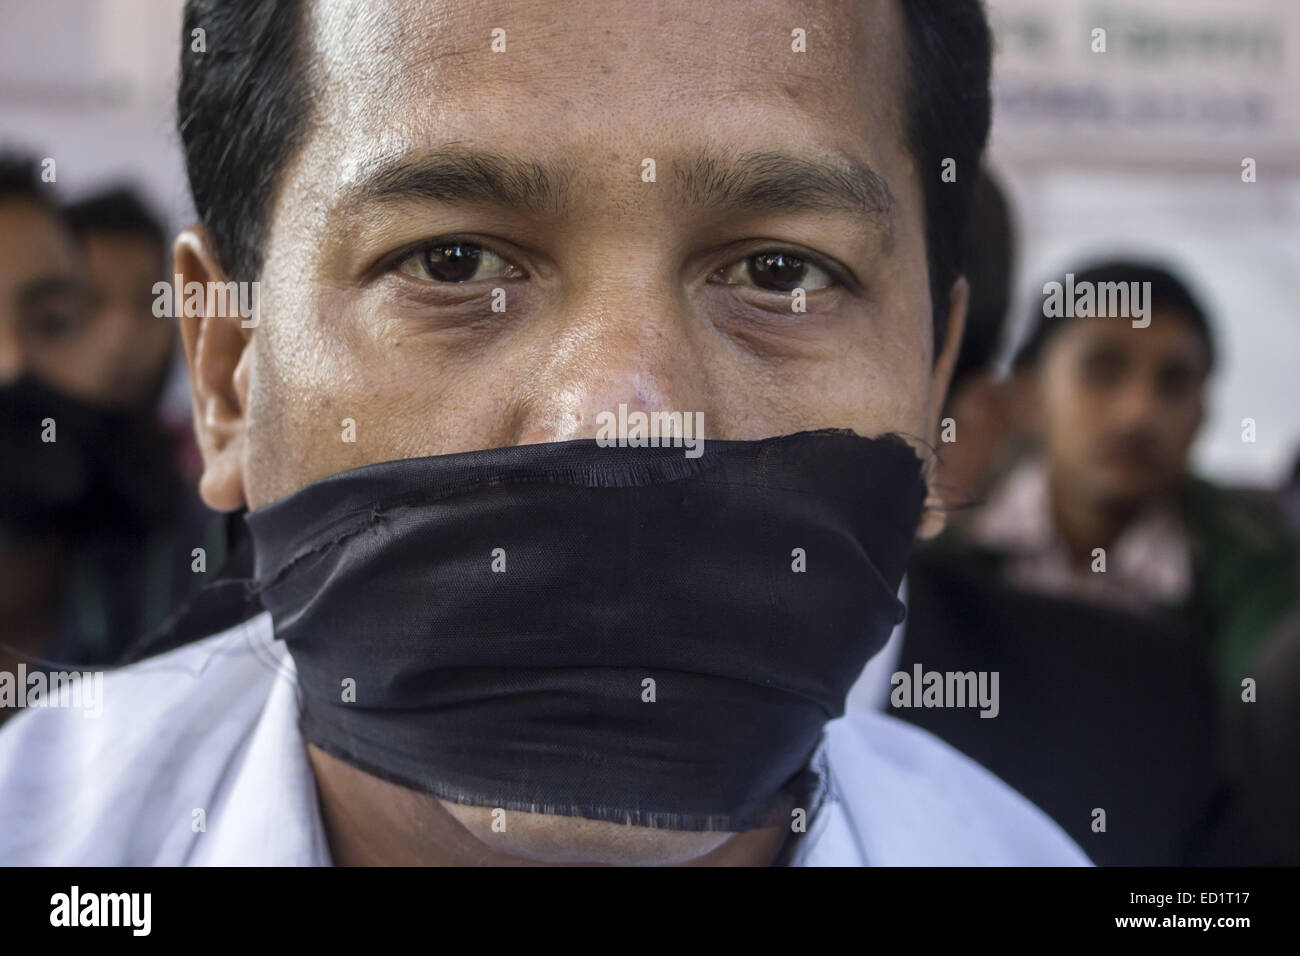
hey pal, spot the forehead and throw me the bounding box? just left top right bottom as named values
left=0, top=201, right=76, bottom=285
left=1056, top=312, right=1209, bottom=366
left=83, top=232, right=160, bottom=268
left=301, top=0, right=908, bottom=197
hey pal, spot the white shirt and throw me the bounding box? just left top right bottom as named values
left=0, top=612, right=1089, bottom=866
left=843, top=578, right=909, bottom=714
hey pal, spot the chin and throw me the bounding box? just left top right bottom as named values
left=1089, top=468, right=1165, bottom=511
left=438, top=801, right=736, bottom=866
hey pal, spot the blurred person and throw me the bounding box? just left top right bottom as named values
left=1216, top=447, right=1300, bottom=865
left=932, top=168, right=1022, bottom=512
left=1283, top=448, right=1300, bottom=539
left=0, top=0, right=1090, bottom=867
left=60, top=188, right=176, bottom=411
left=1221, top=601, right=1300, bottom=865
left=846, top=167, right=1025, bottom=712
left=0, top=155, right=224, bottom=683
left=983, top=261, right=1299, bottom=697
left=0, top=153, right=90, bottom=683
left=65, top=187, right=201, bottom=478
left=889, top=258, right=1300, bottom=864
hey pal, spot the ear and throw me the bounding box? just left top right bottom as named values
left=916, top=275, right=968, bottom=540
left=173, top=227, right=251, bottom=512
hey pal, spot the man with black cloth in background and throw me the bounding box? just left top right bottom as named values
left=0, top=158, right=221, bottom=691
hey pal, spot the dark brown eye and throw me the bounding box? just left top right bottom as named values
left=717, top=251, right=834, bottom=293
left=751, top=252, right=806, bottom=291
left=25, top=308, right=87, bottom=342
left=397, top=241, right=514, bottom=283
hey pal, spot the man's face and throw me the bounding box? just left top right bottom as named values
left=78, top=232, right=175, bottom=409
left=1035, top=311, right=1208, bottom=510
left=180, top=0, right=964, bottom=862
left=181, top=0, right=960, bottom=512
left=0, top=198, right=88, bottom=389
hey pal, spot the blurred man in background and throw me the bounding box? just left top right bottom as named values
left=893, top=258, right=1300, bottom=864
left=0, top=155, right=221, bottom=686
left=0, top=154, right=90, bottom=683
left=58, top=189, right=176, bottom=410
left=991, top=261, right=1299, bottom=695
left=932, top=169, right=1023, bottom=513
left=65, top=187, right=200, bottom=477
left=1283, top=448, right=1300, bottom=539
left=847, top=167, right=1026, bottom=712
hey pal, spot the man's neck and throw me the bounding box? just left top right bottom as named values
left=1047, top=474, right=1146, bottom=568
left=307, top=743, right=794, bottom=866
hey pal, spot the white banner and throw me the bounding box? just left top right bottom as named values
left=988, top=0, right=1300, bottom=171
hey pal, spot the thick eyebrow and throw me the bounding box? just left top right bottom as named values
left=338, top=144, right=896, bottom=238
left=340, top=144, right=574, bottom=218
left=673, top=149, right=897, bottom=235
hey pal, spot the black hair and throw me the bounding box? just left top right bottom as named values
left=899, top=1, right=994, bottom=351
left=177, top=0, right=993, bottom=350
left=177, top=1, right=311, bottom=284
left=0, top=152, right=58, bottom=209
left=65, top=186, right=168, bottom=254
left=1013, top=260, right=1217, bottom=373
left=949, top=167, right=1015, bottom=393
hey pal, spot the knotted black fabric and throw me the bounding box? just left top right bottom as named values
left=245, top=429, right=926, bottom=831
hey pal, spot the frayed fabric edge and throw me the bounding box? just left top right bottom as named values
left=303, top=726, right=804, bottom=834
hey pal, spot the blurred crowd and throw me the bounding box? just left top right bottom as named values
left=886, top=168, right=1300, bottom=865
left=0, top=154, right=225, bottom=688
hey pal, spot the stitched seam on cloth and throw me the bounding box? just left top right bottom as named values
left=300, top=724, right=807, bottom=833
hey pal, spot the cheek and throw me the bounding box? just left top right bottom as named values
left=818, top=288, right=933, bottom=439
left=243, top=297, right=372, bottom=506
left=35, top=339, right=100, bottom=384
left=245, top=292, right=515, bottom=508
left=1041, top=372, right=1099, bottom=441
left=1164, top=403, right=1203, bottom=447
left=755, top=340, right=931, bottom=440
left=870, top=356, right=932, bottom=439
